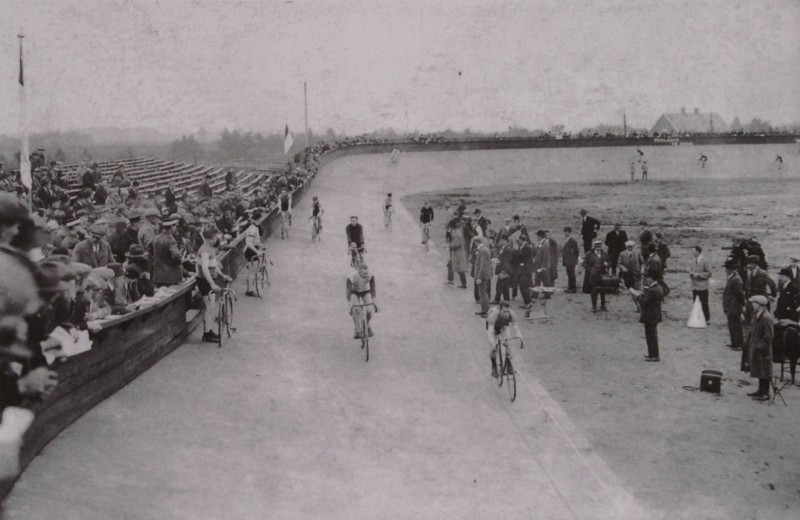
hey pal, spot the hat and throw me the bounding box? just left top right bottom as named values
left=35, top=262, right=67, bottom=293
left=126, top=244, right=146, bottom=258
left=593, top=239, right=603, bottom=246
left=779, top=267, right=792, bottom=278
left=625, top=240, right=635, bottom=247
left=43, top=254, right=71, bottom=265
left=639, top=220, right=647, bottom=226
left=655, top=232, right=663, bottom=239
left=535, top=229, right=546, bottom=238
left=88, top=223, right=106, bottom=236
left=162, top=217, right=178, bottom=227
left=748, top=295, right=768, bottom=306
left=107, top=262, right=124, bottom=277
left=143, top=207, right=160, bottom=218
left=724, top=259, right=738, bottom=270
left=473, top=209, right=481, bottom=214
left=579, top=209, right=587, bottom=215
left=127, top=209, right=142, bottom=221
left=53, top=210, right=66, bottom=220
left=91, top=267, right=115, bottom=281
left=746, top=255, right=760, bottom=265
left=790, top=254, right=800, bottom=262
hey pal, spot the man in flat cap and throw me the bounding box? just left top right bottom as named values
left=745, top=295, right=773, bottom=401
left=71, top=224, right=113, bottom=268
left=744, top=254, right=776, bottom=323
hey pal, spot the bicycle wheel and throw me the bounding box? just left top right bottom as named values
left=360, top=316, right=369, bottom=362
left=505, top=357, right=516, bottom=402
left=496, top=342, right=504, bottom=387
left=217, top=301, right=225, bottom=348
left=224, top=293, right=235, bottom=337
left=259, top=263, right=268, bottom=293
left=253, top=263, right=262, bottom=297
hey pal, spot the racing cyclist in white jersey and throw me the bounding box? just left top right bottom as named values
left=346, top=263, right=379, bottom=339
left=243, top=210, right=263, bottom=296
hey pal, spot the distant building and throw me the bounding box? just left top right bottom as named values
left=651, top=108, right=728, bottom=134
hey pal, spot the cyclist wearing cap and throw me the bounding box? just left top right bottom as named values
left=196, top=227, right=232, bottom=343
left=309, top=196, right=323, bottom=240
left=279, top=189, right=292, bottom=220
left=243, top=211, right=263, bottom=297
left=346, top=216, right=365, bottom=264
left=486, top=302, right=523, bottom=378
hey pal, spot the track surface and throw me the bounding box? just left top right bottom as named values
left=4, top=155, right=651, bottom=520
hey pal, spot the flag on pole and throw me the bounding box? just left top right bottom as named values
left=283, top=124, right=294, bottom=155
left=18, top=36, right=32, bottom=194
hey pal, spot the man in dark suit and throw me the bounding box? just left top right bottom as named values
left=654, top=233, right=671, bottom=269
left=71, top=224, right=113, bottom=267
left=473, top=209, right=489, bottom=236
left=745, top=295, right=774, bottom=401
left=604, top=223, right=628, bottom=275
left=584, top=239, right=610, bottom=312
left=546, top=230, right=559, bottom=287
left=775, top=264, right=800, bottom=322
left=562, top=226, right=580, bottom=293
left=723, top=259, right=745, bottom=351
left=744, top=254, right=777, bottom=324
left=163, top=183, right=178, bottom=214
left=152, top=217, right=183, bottom=287
left=515, top=235, right=535, bottom=308
left=579, top=209, right=601, bottom=253
left=639, top=220, right=653, bottom=254
left=494, top=236, right=514, bottom=303
left=533, top=230, right=551, bottom=290
left=634, top=268, right=665, bottom=362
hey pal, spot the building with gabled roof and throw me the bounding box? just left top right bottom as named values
left=651, top=108, right=728, bottom=134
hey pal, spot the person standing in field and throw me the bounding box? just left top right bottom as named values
left=634, top=268, right=665, bottom=362
left=561, top=226, right=580, bottom=293
left=630, top=160, right=636, bottom=181
left=641, top=161, right=649, bottom=181
left=745, top=295, right=773, bottom=401
left=722, top=259, right=745, bottom=352
left=604, top=222, right=628, bottom=275
left=579, top=208, right=601, bottom=254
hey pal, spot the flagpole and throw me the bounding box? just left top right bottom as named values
left=304, top=81, right=309, bottom=148
left=18, top=33, right=32, bottom=207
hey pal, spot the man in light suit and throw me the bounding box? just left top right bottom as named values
left=689, top=245, right=712, bottom=322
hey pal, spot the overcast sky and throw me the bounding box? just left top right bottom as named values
left=1, top=0, right=798, bottom=136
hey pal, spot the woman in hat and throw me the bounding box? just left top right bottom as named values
left=745, top=295, right=773, bottom=401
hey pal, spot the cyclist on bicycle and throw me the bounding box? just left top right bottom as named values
left=486, top=301, right=523, bottom=378
left=243, top=211, right=263, bottom=297
left=346, top=263, right=379, bottom=339
left=309, top=196, right=323, bottom=240
left=383, top=193, right=394, bottom=229
left=346, top=216, right=365, bottom=263
left=420, top=201, right=434, bottom=246
left=278, top=189, right=292, bottom=233
left=196, top=227, right=233, bottom=343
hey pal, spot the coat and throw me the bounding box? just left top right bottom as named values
left=618, top=249, right=644, bottom=275
left=584, top=249, right=610, bottom=287
left=604, top=230, right=628, bottom=256
left=152, top=232, right=183, bottom=285
left=637, top=282, right=664, bottom=325
left=516, top=242, right=535, bottom=275
left=533, top=240, right=551, bottom=274
left=746, top=310, right=773, bottom=379
left=722, top=272, right=745, bottom=317
left=473, top=244, right=493, bottom=281
left=547, top=237, right=559, bottom=281
left=744, top=267, right=777, bottom=299
left=496, top=244, right=514, bottom=278
left=562, top=236, right=580, bottom=267
left=690, top=254, right=712, bottom=291
left=449, top=228, right=469, bottom=273
left=71, top=238, right=113, bottom=268
left=580, top=215, right=601, bottom=247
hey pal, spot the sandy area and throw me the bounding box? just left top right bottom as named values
left=405, top=174, right=800, bottom=519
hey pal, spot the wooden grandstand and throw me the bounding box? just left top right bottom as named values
left=59, top=156, right=290, bottom=201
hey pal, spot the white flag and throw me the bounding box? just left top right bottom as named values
left=283, top=124, right=294, bottom=155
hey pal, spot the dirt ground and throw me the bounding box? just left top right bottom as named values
left=405, top=175, right=800, bottom=519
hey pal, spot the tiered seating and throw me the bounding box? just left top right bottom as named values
left=56, top=157, right=288, bottom=205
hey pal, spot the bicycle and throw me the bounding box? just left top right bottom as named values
left=495, top=336, right=522, bottom=401
left=279, top=211, right=290, bottom=239
left=216, top=282, right=237, bottom=348
left=421, top=222, right=431, bottom=251
left=253, top=250, right=272, bottom=297
left=350, top=301, right=377, bottom=362
left=310, top=214, right=322, bottom=242
left=384, top=209, right=393, bottom=231
left=349, top=244, right=365, bottom=268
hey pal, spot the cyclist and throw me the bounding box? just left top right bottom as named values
left=383, top=193, right=394, bottom=230
left=196, top=227, right=232, bottom=343
left=486, top=301, right=523, bottom=378
left=243, top=210, right=263, bottom=297
left=346, top=216, right=365, bottom=265
left=309, top=195, right=323, bottom=241
left=346, top=263, right=379, bottom=339
left=419, top=201, right=434, bottom=246
left=278, top=188, right=292, bottom=237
